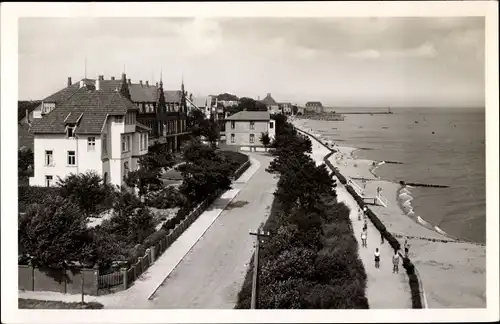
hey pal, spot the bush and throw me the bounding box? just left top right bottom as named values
left=57, top=171, right=114, bottom=217
left=162, top=205, right=193, bottom=231
left=145, top=187, right=187, bottom=209
left=18, top=186, right=60, bottom=213
left=142, top=229, right=169, bottom=248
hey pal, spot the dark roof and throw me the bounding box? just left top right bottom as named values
left=260, top=93, right=277, bottom=106
left=128, top=83, right=160, bottom=102
left=136, top=122, right=152, bottom=131
left=31, top=87, right=138, bottom=135
left=18, top=101, right=42, bottom=121
left=305, top=101, right=323, bottom=106
left=225, top=111, right=270, bottom=121
left=164, top=90, right=182, bottom=103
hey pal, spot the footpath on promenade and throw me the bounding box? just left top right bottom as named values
left=302, top=129, right=412, bottom=309
left=18, top=154, right=267, bottom=309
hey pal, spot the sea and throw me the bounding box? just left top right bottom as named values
left=300, top=107, right=486, bottom=244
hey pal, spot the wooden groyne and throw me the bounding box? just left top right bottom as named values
left=400, top=181, right=449, bottom=188
left=341, top=112, right=393, bottom=115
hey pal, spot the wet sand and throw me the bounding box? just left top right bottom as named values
left=293, top=119, right=486, bottom=309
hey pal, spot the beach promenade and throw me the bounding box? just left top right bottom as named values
left=295, top=118, right=486, bottom=309
left=303, top=128, right=412, bottom=309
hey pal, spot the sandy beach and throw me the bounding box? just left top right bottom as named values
left=293, top=118, right=486, bottom=309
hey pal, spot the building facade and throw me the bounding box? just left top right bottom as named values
left=31, top=74, right=189, bottom=153
left=278, top=102, right=292, bottom=115
left=225, top=111, right=275, bottom=151
left=29, top=78, right=150, bottom=188
left=305, top=101, right=324, bottom=114
left=260, top=93, right=280, bottom=114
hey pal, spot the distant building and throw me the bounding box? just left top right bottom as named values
left=225, top=111, right=276, bottom=151
left=278, top=102, right=292, bottom=115
left=260, top=93, right=280, bottom=114
left=305, top=101, right=324, bottom=114
left=29, top=79, right=150, bottom=188
left=217, top=93, right=239, bottom=107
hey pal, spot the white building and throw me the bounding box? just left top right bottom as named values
left=29, top=78, right=150, bottom=188
left=225, top=111, right=276, bottom=152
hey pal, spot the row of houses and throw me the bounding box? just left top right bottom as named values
left=22, top=73, right=191, bottom=188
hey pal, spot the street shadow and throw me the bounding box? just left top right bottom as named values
left=225, top=200, right=249, bottom=210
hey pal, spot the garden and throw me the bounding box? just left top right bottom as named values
left=18, top=139, right=249, bottom=288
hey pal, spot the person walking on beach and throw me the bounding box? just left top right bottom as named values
left=404, top=239, right=410, bottom=257
left=358, top=206, right=362, bottom=221
left=363, top=219, right=368, bottom=232
left=392, top=250, right=400, bottom=273
left=363, top=206, right=368, bottom=219
left=374, top=248, right=381, bottom=268
left=361, top=229, right=367, bottom=247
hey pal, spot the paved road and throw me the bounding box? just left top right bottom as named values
left=148, top=153, right=277, bottom=309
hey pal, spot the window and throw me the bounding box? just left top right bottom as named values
left=88, top=137, right=96, bottom=151
left=102, top=134, right=107, bottom=154
left=67, top=151, right=76, bottom=165
left=231, top=121, right=235, bottom=129
left=127, top=135, right=131, bottom=151
left=144, top=133, right=147, bottom=149
left=45, top=150, right=53, bottom=166
left=250, top=121, right=255, bottom=130
left=123, top=162, right=129, bottom=180
left=270, top=121, right=274, bottom=129
left=67, top=126, right=75, bottom=138
left=122, top=136, right=127, bottom=152
left=103, top=172, right=108, bottom=183
left=140, top=134, right=143, bottom=150
left=45, top=175, right=53, bottom=187
left=231, top=134, right=235, bottom=143
left=250, top=134, right=255, bottom=143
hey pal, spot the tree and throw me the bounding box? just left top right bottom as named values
left=260, top=132, right=271, bottom=151
left=237, top=97, right=267, bottom=112
left=18, top=197, right=94, bottom=269
left=124, top=168, right=163, bottom=197
left=57, top=171, right=113, bottom=217
left=187, top=108, right=206, bottom=130
left=138, top=142, right=175, bottom=172
left=292, top=105, right=298, bottom=115
left=180, top=139, right=233, bottom=202
left=18, top=148, right=34, bottom=181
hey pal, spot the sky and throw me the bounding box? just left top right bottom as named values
left=18, top=17, right=485, bottom=108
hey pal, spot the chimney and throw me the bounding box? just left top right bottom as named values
left=98, top=75, right=104, bottom=81
left=128, top=79, right=131, bottom=85
left=122, top=73, right=127, bottom=81
left=146, top=81, right=149, bottom=87
left=67, top=77, right=72, bottom=87
left=156, top=82, right=159, bottom=87
left=96, top=77, right=101, bottom=91
left=140, top=80, right=143, bottom=87
left=111, top=76, right=115, bottom=80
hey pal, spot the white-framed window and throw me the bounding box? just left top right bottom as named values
left=122, top=135, right=127, bottom=152
left=45, top=175, right=53, bottom=187
left=67, top=151, right=76, bottom=166
left=88, top=137, right=96, bottom=151
left=250, top=134, right=255, bottom=143
left=250, top=121, right=255, bottom=130
left=45, top=150, right=53, bottom=166
left=231, top=133, right=235, bottom=143
left=231, top=121, right=235, bottom=129
left=102, top=134, right=107, bottom=154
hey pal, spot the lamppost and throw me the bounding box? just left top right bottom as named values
left=249, top=224, right=271, bottom=309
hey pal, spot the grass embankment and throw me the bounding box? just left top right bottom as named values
left=235, top=115, right=368, bottom=309
left=18, top=299, right=103, bottom=309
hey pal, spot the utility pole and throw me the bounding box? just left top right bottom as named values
left=249, top=223, right=271, bottom=309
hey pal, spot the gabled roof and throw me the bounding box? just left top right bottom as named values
left=31, top=87, right=138, bottom=135
left=128, top=83, right=160, bottom=102
left=18, top=100, right=42, bottom=121
left=164, top=90, right=183, bottom=103
left=191, top=96, right=208, bottom=108
left=260, top=93, right=277, bottom=106
left=225, top=111, right=270, bottom=121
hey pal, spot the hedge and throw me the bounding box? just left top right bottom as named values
left=402, top=256, right=423, bottom=308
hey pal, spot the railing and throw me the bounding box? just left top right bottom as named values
left=98, top=271, right=123, bottom=289
left=377, top=193, right=389, bottom=208
left=348, top=178, right=365, bottom=197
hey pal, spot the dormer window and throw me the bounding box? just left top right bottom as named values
left=67, top=125, right=75, bottom=138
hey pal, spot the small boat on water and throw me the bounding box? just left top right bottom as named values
left=382, top=126, right=389, bottom=129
